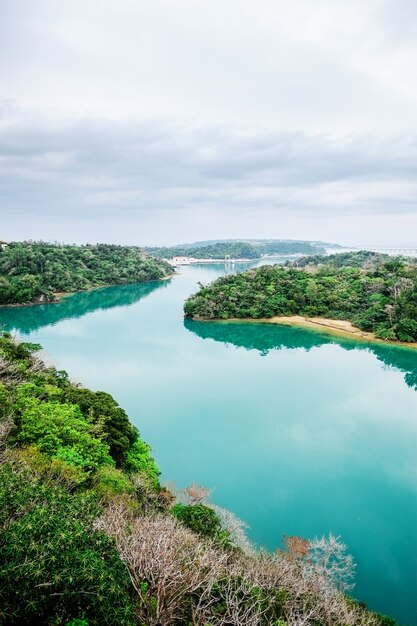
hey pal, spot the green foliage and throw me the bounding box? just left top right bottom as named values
left=124, top=436, right=160, bottom=485
left=0, top=463, right=135, bottom=625
left=0, top=382, right=12, bottom=420
left=11, top=445, right=87, bottom=489
left=184, top=252, right=417, bottom=342
left=0, top=333, right=160, bottom=490
left=0, top=334, right=41, bottom=361
left=0, top=333, right=164, bottom=623
left=62, top=387, right=136, bottom=467
left=14, top=383, right=114, bottom=472
left=293, top=249, right=383, bottom=269
left=171, top=503, right=231, bottom=546
left=395, top=318, right=417, bottom=342
left=94, top=466, right=135, bottom=500
left=0, top=241, right=172, bottom=304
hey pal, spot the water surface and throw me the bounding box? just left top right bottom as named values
left=1, top=263, right=416, bottom=625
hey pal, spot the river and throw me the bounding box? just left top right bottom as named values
left=0, top=261, right=416, bottom=625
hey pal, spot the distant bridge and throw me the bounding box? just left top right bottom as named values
left=364, top=248, right=417, bottom=256
left=325, top=247, right=417, bottom=257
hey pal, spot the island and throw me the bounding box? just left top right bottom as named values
left=0, top=241, right=173, bottom=305
left=184, top=251, right=417, bottom=345
left=145, top=238, right=335, bottom=262
left=0, top=332, right=396, bottom=625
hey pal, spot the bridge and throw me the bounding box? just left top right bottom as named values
left=328, top=247, right=417, bottom=257
left=364, top=248, right=417, bottom=257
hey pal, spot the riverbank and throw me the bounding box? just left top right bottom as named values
left=208, top=315, right=417, bottom=350
left=169, top=257, right=258, bottom=265
left=0, top=274, right=176, bottom=309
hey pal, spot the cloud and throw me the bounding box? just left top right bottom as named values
left=0, top=0, right=416, bottom=245
left=1, top=0, right=417, bottom=132
left=0, top=107, right=416, bottom=245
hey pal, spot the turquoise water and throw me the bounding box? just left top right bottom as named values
left=1, top=263, right=416, bottom=625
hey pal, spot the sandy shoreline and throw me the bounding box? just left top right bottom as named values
left=208, top=315, right=417, bottom=350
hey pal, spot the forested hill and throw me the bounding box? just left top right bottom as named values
left=0, top=333, right=395, bottom=625
left=146, top=239, right=326, bottom=259
left=184, top=252, right=417, bottom=343
left=0, top=242, right=173, bottom=305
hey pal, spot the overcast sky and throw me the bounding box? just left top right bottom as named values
left=1, top=0, right=416, bottom=246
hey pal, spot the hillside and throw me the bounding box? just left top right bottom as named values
left=0, top=333, right=395, bottom=625
left=0, top=242, right=173, bottom=305
left=146, top=239, right=328, bottom=260
left=184, top=252, right=417, bottom=343
left=176, top=239, right=341, bottom=249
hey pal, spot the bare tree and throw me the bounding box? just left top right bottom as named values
left=305, top=534, right=356, bottom=593
left=183, top=482, right=212, bottom=505
left=391, top=277, right=413, bottom=300
left=95, top=503, right=228, bottom=626
left=209, top=503, right=254, bottom=553
left=96, top=501, right=378, bottom=626
left=384, top=303, right=396, bottom=326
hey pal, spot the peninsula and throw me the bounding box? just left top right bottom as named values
left=0, top=242, right=173, bottom=305
left=184, top=251, right=417, bottom=345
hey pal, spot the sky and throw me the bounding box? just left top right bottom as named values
left=0, top=0, right=416, bottom=247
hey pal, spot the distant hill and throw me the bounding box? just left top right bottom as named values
left=174, top=239, right=342, bottom=249
left=145, top=239, right=340, bottom=259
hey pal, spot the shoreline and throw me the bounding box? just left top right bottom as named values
left=194, top=315, right=417, bottom=350
left=0, top=274, right=176, bottom=309
left=168, top=255, right=305, bottom=266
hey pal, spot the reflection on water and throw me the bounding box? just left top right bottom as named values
left=0, top=279, right=171, bottom=334
left=183, top=317, right=417, bottom=626
left=184, top=319, right=417, bottom=391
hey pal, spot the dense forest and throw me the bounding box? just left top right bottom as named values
left=184, top=252, right=417, bottom=343
left=0, top=242, right=173, bottom=305
left=146, top=240, right=326, bottom=260
left=0, top=334, right=395, bottom=625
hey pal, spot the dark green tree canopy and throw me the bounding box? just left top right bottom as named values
left=184, top=253, right=417, bottom=343
left=0, top=242, right=173, bottom=305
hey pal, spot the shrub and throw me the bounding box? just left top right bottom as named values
left=8, top=445, right=87, bottom=489
left=395, top=318, right=417, bottom=342
left=14, top=384, right=114, bottom=472
left=171, top=503, right=224, bottom=539
left=62, top=388, right=136, bottom=467
left=93, top=466, right=136, bottom=500
left=124, top=435, right=160, bottom=486
left=0, top=463, right=135, bottom=625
